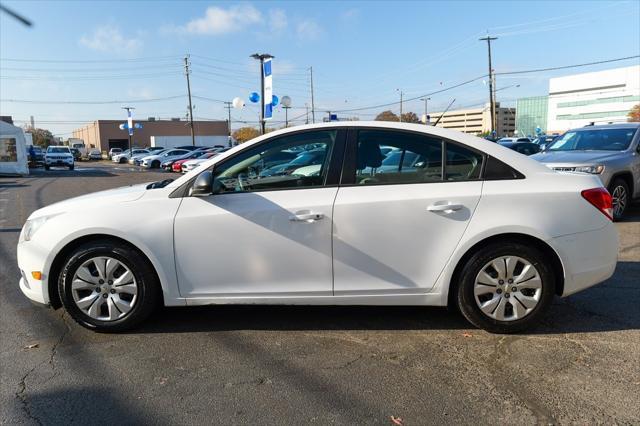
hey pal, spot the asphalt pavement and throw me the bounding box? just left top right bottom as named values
left=1, top=162, right=639, bottom=425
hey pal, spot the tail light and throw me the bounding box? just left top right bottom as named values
left=581, top=187, right=613, bottom=220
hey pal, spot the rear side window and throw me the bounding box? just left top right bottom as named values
left=484, top=156, right=525, bottom=180
left=354, top=130, right=443, bottom=185
left=445, top=143, right=483, bottom=181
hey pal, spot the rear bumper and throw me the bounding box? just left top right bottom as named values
left=549, top=223, right=618, bottom=297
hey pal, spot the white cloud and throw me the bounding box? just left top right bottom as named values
left=79, top=25, right=142, bottom=53
left=296, top=19, right=323, bottom=41
left=184, top=5, right=262, bottom=35
left=269, top=9, right=288, bottom=32
left=340, top=8, right=360, bottom=21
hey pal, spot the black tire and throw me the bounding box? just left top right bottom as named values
left=608, top=178, right=629, bottom=221
left=152, top=160, right=160, bottom=169
left=119, top=158, right=126, bottom=164
left=456, top=242, right=555, bottom=334
left=69, top=165, right=74, bottom=171
left=44, top=165, right=50, bottom=170
left=58, top=240, right=160, bottom=332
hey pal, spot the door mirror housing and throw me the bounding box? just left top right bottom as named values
left=191, top=170, right=213, bottom=197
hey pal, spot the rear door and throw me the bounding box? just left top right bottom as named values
left=332, top=128, right=483, bottom=295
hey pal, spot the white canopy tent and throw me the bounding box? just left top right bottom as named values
left=0, top=121, right=29, bottom=175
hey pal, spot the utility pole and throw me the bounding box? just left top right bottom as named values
left=420, top=97, right=430, bottom=125
left=479, top=35, right=498, bottom=136
left=251, top=53, right=274, bottom=134
left=121, top=106, right=135, bottom=154
left=305, top=103, right=309, bottom=124
left=224, top=101, right=232, bottom=146
left=184, top=55, right=195, bottom=146
left=397, top=89, right=403, bottom=122
left=309, top=66, right=316, bottom=124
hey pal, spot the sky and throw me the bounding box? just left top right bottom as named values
left=1, top=0, right=639, bottom=137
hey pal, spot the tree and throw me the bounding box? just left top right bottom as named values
left=628, top=104, right=640, bottom=122
left=232, top=127, right=260, bottom=143
left=401, top=112, right=421, bottom=123
left=374, top=110, right=399, bottom=122
left=24, top=127, right=55, bottom=147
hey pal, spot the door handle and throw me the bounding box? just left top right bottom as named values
left=427, top=202, right=464, bottom=213
left=289, top=211, right=325, bottom=222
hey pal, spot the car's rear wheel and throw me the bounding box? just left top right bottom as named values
left=119, top=158, right=126, bottom=164
left=58, top=240, right=160, bottom=332
left=456, top=242, right=555, bottom=333
left=609, top=178, right=629, bottom=221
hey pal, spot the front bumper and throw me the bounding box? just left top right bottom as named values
left=45, top=158, right=73, bottom=166
left=17, top=240, right=51, bottom=305
left=549, top=223, right=619, bottom=297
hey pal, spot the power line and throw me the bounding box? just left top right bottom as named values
left=0, top=55, right=182, bottom=63
left=0, top=95, right=186, bottom=104
left=495, top=55, right=640, bottom=76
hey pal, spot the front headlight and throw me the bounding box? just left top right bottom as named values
left=21, top=216, right=49, bottom=242
left=575, top=165, right=605, bottom=174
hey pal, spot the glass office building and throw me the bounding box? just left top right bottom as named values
left=516, top=96, right=548, bottom=137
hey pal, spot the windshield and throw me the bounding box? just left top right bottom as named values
left=47, top=147, right=70, bottom=153
left=547, top=128, right=637, bottom=152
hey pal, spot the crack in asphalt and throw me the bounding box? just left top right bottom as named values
left=14, top=311, right=71, bottom=424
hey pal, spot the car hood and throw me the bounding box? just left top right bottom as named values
left=29, top=183, right=149, bottom=219
left=531, top=150, right=623, bottom=164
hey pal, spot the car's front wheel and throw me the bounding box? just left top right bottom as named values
left=609, top=178, right=629, bottom=221
left=58, top=240, right=160, bottom=332
left=456, top=242, right=555, bottom=334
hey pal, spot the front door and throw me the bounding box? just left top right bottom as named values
left=173, top=129, right=345, bottom=298
left=332, top=128, right=484, bottom=295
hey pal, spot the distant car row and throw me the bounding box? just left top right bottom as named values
left=112, top=145, right=230, bottom=173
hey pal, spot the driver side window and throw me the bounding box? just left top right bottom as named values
left=212, top=130, right=337, bottom=193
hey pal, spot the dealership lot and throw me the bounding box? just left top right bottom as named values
left=1, top=162, right=639, bottom=424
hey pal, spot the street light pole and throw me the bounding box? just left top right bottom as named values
left=283, top=105, right=291, bottom=127
left=251, top=53, right=274, bottom=135
left=121, top=106, right=135, bottom=154
left=224, top=101, right=232, bottom=146
left=184, top=56, right=195, bottom=146
left=420, top=97, right=430, bottom=125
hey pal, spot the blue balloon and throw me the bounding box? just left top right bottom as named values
left=271, top=95, right=279, bottom=106
left=249, top=92, right=260, bottom=103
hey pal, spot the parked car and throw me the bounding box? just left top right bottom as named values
left=18, top=122, right=618, bottom=333
left=147, top=147, right=165, bottom=152
left=112, top=149, right=149, bottom=164
left=44, top=146, right=74, bottom=170
left=162, top=150, right=210, bottom=172
left=130, top=151, right=155, bottom=165
left=108, top=148, right=122, bottom=159
left=27, top=145, right=44, bottom=167
left=532, top=135, right=558, bottom=149
left=140, top=149, right=191, bottom=169
left=179, top=151, right=220, bottom=173
left=497, top=141, right=541, bottom=156
left=88, top=149, right=102, bottom=161
left=496, top=137, right=532, bottom=144
left=259, top=149, right=326, bottom=177
left=69, top=148, right=82, bottom=161
left=531, top=123, right=640, bottom=220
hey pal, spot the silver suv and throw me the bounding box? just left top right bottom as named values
left=531, top=123, right=640, bottom=220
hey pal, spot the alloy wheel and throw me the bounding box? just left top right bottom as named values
left=71, top=256, right=138, bottom=321
left=473, top=256, right=542, bottom=321
left=611, top=185, right=627, bottom=218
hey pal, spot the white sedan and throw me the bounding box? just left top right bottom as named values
left=112, top=149, right=149, bottom=164
left=139, top=149, right=191, bottom=169
left=17, top=122, right=619, bottom=333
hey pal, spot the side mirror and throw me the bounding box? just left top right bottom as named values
left=191, top=171, right=213, bottom=197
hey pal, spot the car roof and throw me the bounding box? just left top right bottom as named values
left=568, top=122, right=640, bottom=131
left=167, top=121, right=552, bottom=189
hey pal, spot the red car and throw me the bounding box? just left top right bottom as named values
left=170, top=150, right=214, bottom=172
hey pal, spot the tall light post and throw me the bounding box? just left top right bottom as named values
left=397, top=89, right=403, bottom=122
left=251, top=53, right=274, bottom=134
left=121, top=106, right=135, bottom=153
left=420, top=97, right=431, bottom=125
